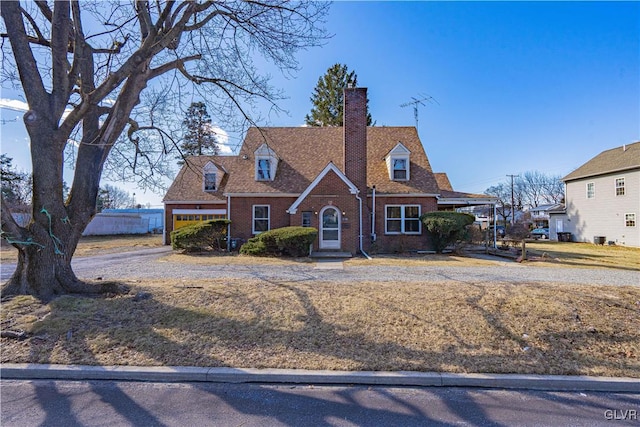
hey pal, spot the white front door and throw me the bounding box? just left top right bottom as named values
left=320, top=206, right=341, bottom=249
left=556, top=219, right=563, bottom=233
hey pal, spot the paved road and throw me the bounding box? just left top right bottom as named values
left=1, top=247, right=638, bottom=285
left=2, top=380, right=638, bottom=426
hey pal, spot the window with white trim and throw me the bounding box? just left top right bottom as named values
left=254, top=143, right=279, bottom=181
left=393, top=158, right=408, bottom=180
left=203, top=161, right=221, bottom=192
left=385, top=143, right=411, bottom=181
left=586, top=182, right=595, bottom=199
left=204, top=172, right=216, bottom=191
left=615, top=177, right=625, bottom=196
left=385, top=205, right=421, bottom=234
left=625, top=213, right=636, bottom=227
left=253, top=205, right=270, bottom=234
left=257, top=159, right=271, bottom=180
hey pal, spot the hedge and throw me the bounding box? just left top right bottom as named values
left=420, top=211, right=475, bottom=253
left=170, top=219, right=231, bottom=251
left=240, top=226, right=318, bottom=257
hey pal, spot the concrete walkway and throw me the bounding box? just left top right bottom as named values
left=2, top=364, right=638, bottom=393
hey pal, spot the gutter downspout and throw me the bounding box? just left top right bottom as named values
left=226, top=194, right=231, bottom=252
left=371, top=185, right=376, bottom=242
left=356, top=192, right=372, bottom=260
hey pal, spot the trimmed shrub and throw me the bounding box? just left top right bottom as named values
left=240, top=226, right=318, bottom=257
left=420, top=212, right=475, bottom=253
left=171, top=219, right=231, bottom=252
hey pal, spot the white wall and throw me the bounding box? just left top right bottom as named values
left=563, top=169, right=639, bottom=246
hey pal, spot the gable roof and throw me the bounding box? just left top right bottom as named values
left=563, top=141, right=640, bottom=182
left=287, top=162, right=358, bottom=214
left=434, top=173, right=453, bottom=191
left=163, top=156, right=235, bottom=202
left=163, top=126, right=442, bottom=202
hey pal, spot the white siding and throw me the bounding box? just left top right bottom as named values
left=563, top=169, right=640, bottom=246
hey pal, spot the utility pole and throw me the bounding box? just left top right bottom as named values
left=507, top=174, right=519, bottom=226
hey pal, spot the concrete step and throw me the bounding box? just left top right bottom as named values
left=310, top=251, right=352, bottom=259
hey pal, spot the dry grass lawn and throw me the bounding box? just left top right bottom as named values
left=2, top=236, right=639, bottom=376
left=2, top=279, right=639, bottom=377
left=525, top=241, right=640, bottom=271
left=0, top=234, right=163, bottom=263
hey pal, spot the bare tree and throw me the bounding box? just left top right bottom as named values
left=486, top=171, right=564, bottom=225
left=0, top=1, right=329, bottom=299
left=96, top=184, right=131, bottom=211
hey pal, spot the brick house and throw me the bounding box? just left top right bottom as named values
left=163, top=87, right=495, bottom=254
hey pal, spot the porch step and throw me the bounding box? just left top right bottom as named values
left=310, top=251, right=353, bottom=259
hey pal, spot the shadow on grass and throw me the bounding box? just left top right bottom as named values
left=4, top=278, right=639, bottom=424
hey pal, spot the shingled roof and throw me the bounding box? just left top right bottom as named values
left=563, top=141, right=640, bottom=182
left=164, top=126, right=441, bottom=202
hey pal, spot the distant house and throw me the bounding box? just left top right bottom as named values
left=526, top=203, right=563, bottom=228
left=163, top=87, right=495, bottom=254
left=549, top=142, right=639, bottom=246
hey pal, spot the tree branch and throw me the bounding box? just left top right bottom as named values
left=1, top=1, right=48, bottom=109
left=51, top=1, right=72, bottom=120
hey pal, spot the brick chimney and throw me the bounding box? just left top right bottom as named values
left=343, top=87, right=371, bottom=253
left=343, top=87, right=368, bottom=191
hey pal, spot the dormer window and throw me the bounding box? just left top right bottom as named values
left=385, top=142, right=411, bottom=181
left=203, top=161, right=223, bottom=192
left=204, top=172, right=217, bottom=191
left=254, top=143, right=279, bottom=181
left=393, top=158, right=408, bottom=180
left=257, top=159, right=271, bottom=180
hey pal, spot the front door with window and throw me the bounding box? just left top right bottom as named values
left=320, top=206, right=341, bottom=249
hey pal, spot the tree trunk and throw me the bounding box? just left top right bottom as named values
left=1, top=217, right=123, bottom=301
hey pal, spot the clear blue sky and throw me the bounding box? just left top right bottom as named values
left=1, top=1, right=638, bottom=207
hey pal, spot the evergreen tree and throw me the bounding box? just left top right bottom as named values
left=305, top=64, right=373, bottom=127
left=180, top=102, right=219, bottom=162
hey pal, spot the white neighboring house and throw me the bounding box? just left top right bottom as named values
left=549, top=142, right=639, bottom=246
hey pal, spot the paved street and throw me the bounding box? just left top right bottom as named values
left=2, top=380, right=639, bottom=427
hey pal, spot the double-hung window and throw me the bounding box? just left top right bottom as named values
left=586, top=182, right=595, bottom=199
left=204, top=172, right=216, bottom=191
left=385, top=205, right=421, bottom=234
left=253, top=205, right=270, bottom=234
left=393, top=158, right=408, bottom=180
left=625, top=213, right=636, bottom=227
left=257, top=159, right=271, bottom=181
left=615, top=178, right=625, bottom=196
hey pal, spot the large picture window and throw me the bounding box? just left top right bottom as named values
left=385, top=205, right=421, bottom=234
left=253, top=205, right=270, bottom=234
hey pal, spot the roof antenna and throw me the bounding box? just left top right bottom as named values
left=400, top=94, right=438, bottom=130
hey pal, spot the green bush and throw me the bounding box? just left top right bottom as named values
left=171, top=219, right=231, bottom=252
left=239, top=226, right=318, bottom=257
left=420, top=212, right=475, bottom=253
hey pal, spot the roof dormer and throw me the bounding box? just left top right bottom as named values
left=203, top=161, right=224, bottom=192
left=254, top=143, right=279, bottom=181
left=385, top=142, right=411, bottom=181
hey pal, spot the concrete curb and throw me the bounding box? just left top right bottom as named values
left=1, top=364, right=638, bottom=392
